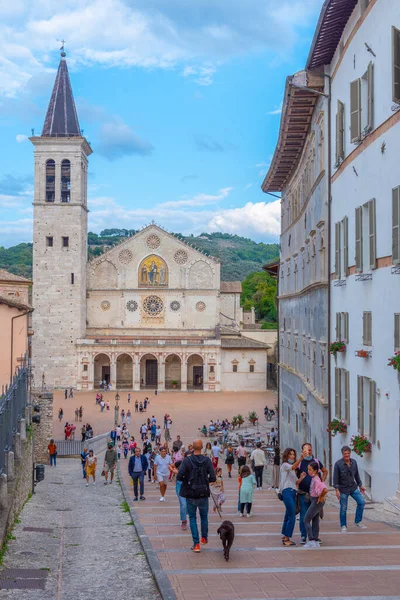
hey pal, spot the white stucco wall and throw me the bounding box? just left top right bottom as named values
left=221, top=348, right=267, bottom=392
left=329, top=0, right=400, bottom=501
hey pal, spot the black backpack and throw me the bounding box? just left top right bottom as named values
left=187, top=457, right=209, bottom=498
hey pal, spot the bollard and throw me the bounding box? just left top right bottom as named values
left=20, top=418, right=27, bottom=442
left=0, top=473, right=8, bottom=510
left=7, top=451, right=15, bottom=482
left=14, top=433, right=22, bottom=460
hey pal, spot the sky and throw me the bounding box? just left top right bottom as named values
left=0, top=0, right=324, bottom=248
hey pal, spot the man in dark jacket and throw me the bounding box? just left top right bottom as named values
left=177, top=439, right=216, bottom=552
left=128, top=447, right=148, bottom=501
left=333, top=445, right=366, bottom=531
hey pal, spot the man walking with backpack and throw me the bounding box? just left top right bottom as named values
left=177, top=439, right=216, bottom=553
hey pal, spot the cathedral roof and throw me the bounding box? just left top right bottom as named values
left=0, top=269, right=31, bottom=284
left=221, top=337, right=270, bottom=349
left=42, top=53, right=81, bottom=137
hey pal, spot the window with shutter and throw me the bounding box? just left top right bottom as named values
left=363, top=311, right=372, bottom=346
left=393, top=187, right=400, bottom=264
left=335, top=100, right=345, bottom=164
left=342, top=216, right=348, bottom=276
left=336, top=312, right=341, bottom=341
left=369, top=379, right=376, bottom=443
left=367, top=62, right=374, bottom=132
left=392, top=27, right=400, bottom=103
left=368, top=198, right=376, bottom=269
left=343, top=312, right=349, bottom=343
left=344, top=370, right=350, bottom=423
left=350, top=79, right=361, bottom=142
left=335, top=368, right=341, bottom=418
left=355, top=206, right=363, bottom=272
left=335, top=222, right=341, bottom=279
left=357, top=375, right=364, bottom=434
left=394, top=313, right=400, bottom=352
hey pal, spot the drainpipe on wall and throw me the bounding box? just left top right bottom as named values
left=10, top=308, right=33, bottom=384
left=325, top=71, right=333, bottom=485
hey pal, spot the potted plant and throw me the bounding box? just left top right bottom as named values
left=327, top=418, right=347, bottom=437
left=329, top=341, right=346, bottom=357
left=171, top=380, right=178, bottom=389
left=231, top=416, right=238, bottom=429
left=350, top=434, right=372, bottom=457
left=248, top=411, right=259, bottom=426
left=237, top=414, right=244, bottom=428
left=356, top=349, right=369, bottom=358
left=388, top=351, right=400, bottom=372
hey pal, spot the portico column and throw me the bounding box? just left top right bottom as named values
left=203, top=356, right=209, bottom=392
left=215, top=353, right=221, bottom=392
left=133, top=354, right=140, bottom=391
left=158, top=356, right=165, bottom=392
left=88, top=355, right=94, bottom=391
left=110, top=356, right=117, bottom=390
left=181, top=356, right=187, bottom=392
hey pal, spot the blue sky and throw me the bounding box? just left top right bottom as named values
left=0, top=0, right=323, bottom=247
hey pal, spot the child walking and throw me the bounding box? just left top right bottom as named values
left=239, top=465, right=256, bottom=517
left=211, top=467, right=226, bottom=513
left=299, top=460, right=328, bottom=548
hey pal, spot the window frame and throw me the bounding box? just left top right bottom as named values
left=46, top=236, right=53, bottom=248
left=392, top=26, right=400, bottom=104
left=62, top=236, right=69, bottom=248
left=393, top=186, right=400, bottom=264
left=362, top=311, right=372, bottom=346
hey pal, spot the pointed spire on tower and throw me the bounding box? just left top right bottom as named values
left=42, top=45, right=81, bottom=137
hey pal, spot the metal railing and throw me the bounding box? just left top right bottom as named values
left=0, top=362, right=28, bottom=475
left=54, top=432, right=110, bottom=457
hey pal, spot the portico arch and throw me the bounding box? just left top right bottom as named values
left=165, top=354, right=181, bottom=389
left=187, top=354, right=204, bottom=389
left=116, top=353, right=133, bottom=389
left=140, top=353, right=158, bottom=388
left=94, top=353, right=110, bottom=387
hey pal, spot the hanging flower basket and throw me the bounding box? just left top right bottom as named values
left=329, top=341, right=346, bottom=357
left=355, top=349, right=370, bottom=358
left=327, top=419, right=347, bottom=437
left=388, top=351, right=400, bottom=372
left=350, top=434, right=372, bottom=457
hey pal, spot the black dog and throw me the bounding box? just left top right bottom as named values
left=217, top=520, right=235, bottom=561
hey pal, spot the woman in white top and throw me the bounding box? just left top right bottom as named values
left=279, top=448, right=303, bottom=546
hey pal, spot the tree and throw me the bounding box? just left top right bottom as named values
left=241, top=271, right=277, bottom=324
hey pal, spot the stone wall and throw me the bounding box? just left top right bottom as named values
left=32, top=391, right=54, bottom=465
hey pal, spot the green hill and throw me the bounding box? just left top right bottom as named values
left=0, top=230, right=279, bottom=282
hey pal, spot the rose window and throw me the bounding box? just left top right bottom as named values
left=170, top=301, right=180, bottom=312
left=143, top=295, right=163, bottom=316
left=126, top=300, right=138, bottom=312
left=146, top=234, right=161, bottom=249
left=101, top=300, right=111, bottom=311
left=118, top=249, right=133, bottom=264
left=196, top=301, right=206, bottom=312
left=174, top=249, right=188, bottom=264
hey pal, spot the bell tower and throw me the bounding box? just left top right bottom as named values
left=30, top=49, right=92, bottom=388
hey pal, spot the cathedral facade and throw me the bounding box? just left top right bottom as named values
left=30, top=54, right=268, bottom=392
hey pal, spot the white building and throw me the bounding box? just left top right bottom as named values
left=30, top=51, right=269, bottom=393
left=306, top=0, right=400, bottom=502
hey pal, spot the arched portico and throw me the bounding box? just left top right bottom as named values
left=187, top=354, right=204, bottom=390
left=165, top=354, right=181, bottom=389
left=116, top=353, right=133, bottom=389
left=94, top=353, right=110, bottom=387
left=140, top=353, right=158, bottom=388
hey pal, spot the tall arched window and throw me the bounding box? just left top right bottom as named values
left=46, top=159, right=55, bottom=202
left=61, top=159, right=71, bottom=203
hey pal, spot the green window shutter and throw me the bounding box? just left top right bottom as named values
left=394, top=313, right=400, bottom=352
left=344, top=370, right=350, bottom=424
left=335, top=368, right=341, bottom=418
left=350, top=79, right=361, bottom=142
left=367, top=62, right=374, bottom=131
left=336, top=312, right=341, bottom=341
left=393, top=187, right=400, bottom=264
left=343, top=216, right=348, bottom=276
left=335, top=221, right=341, bottom=279
left=369, top=379, right=376, bottom=443
left=392, top=27, right=400, bottom=103
left=357, top=375, right=364, bottom=434
left=355, top=206, right=363, bottom=272
left=369, top=198, right=376, bottom=269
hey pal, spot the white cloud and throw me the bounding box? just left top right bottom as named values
left=267, top=102, right=283, bottom=115
left=16, top=134, right=28, bottom=142
left=0, top=0, right=323, bottom=96
left=245, top=183, right=253, bottom=189
left=208, top=200, right=281, bottom=237
left=159, top=187, right=232, bottom=209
